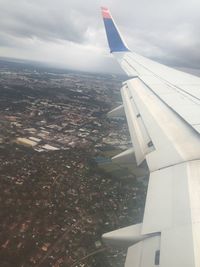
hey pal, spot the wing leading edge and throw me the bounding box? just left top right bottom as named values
left=101, top=7, right=200, bottom=267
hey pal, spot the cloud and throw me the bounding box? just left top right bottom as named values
left=0, top=0, right=89, bottom=43
left=0, top=0, right=200, bottom=72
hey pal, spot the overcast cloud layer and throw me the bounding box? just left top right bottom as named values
left=0, top=0, right=200, bottom=73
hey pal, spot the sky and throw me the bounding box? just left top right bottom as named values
left=0, top=0, right=200, bottom=73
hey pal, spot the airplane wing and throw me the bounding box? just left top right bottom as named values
left=101, top=7, right=200, bottom=267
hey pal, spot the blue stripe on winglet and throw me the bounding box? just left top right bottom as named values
left=102, top=16, right=130, bottom=53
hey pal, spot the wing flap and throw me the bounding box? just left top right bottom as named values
left=121, top=82, right=154, bottom=165
left=125, top=78, right=200, bottom=171
left=125, top=235, right=161, bottom=267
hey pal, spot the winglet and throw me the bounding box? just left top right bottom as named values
left=101, top=7, right=130, bottom=53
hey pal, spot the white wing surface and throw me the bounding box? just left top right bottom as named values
left=101, top=7, right=200, bottom=267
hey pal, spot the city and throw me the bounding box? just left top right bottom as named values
left=0, top=59, right=148, bottom=267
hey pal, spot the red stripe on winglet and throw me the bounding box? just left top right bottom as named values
left=101, top=7, right=111, bottom=19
